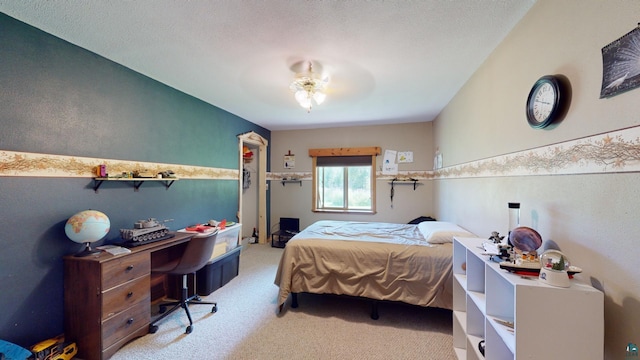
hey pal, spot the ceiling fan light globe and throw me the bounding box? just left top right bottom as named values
left=295, top=90, right=310, bottom=103
left=313, top=91, right=326, bottom=104
left=299, top=101, right=311, bottom=109
left=297, top=97, right=312, bottom=109
left=290, top=62, right=328, bottom=112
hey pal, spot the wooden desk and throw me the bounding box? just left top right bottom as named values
left=63, top=232, right=195, bottom=360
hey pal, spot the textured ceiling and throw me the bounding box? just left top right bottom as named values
left=0, top=1, right=536, bottom=130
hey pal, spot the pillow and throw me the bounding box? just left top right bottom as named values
left=418, top=221, right=473, bottom=244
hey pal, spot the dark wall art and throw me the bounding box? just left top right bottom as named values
left=600, top=25, right=640, bottom=98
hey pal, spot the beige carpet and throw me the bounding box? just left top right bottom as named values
left=111, top=243, right=455, bottom=360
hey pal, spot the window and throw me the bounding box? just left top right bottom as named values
left=309, top=147, right=380, bottom=213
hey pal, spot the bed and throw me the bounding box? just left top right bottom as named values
left=274, top=220, right=474, bottom=318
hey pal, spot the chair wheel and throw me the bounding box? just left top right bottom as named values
left=185, top=325, right=193, bottom=334
left=211, top=305, right=218, bottom=313
left=149, top=324, right=159, bottom=333
left=158, top=306, right=166, bottom=314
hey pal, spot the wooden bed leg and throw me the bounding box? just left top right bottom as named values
left=291, top=293, right=298, bottom=308
left=370, top=300, right=379, bottom=320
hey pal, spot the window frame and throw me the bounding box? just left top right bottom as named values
left=309, top=147, right=380, bottom=214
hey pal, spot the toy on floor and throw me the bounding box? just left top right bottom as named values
left=29, top=335, right=77, bottom=360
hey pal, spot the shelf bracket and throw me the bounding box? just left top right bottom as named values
left=165, top=180, right=176, bottom=190
left=93, top=179, right=105, bottom=193
left=133, top=181, right=144, bottom=191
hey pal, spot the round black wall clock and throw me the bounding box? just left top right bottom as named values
left=525, top=75, right=571, bottom=129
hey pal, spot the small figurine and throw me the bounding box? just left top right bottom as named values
left=488, top=231, right=505, bottom=244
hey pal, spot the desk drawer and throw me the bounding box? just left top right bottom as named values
left=102, top=252, right=150, bottom=290
left=102, top=276, right=150, bottom=319
left=102, top=301, right=150, bottom=349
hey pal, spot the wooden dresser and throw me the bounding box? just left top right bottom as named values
left=64, top=233, right=194, bottom=360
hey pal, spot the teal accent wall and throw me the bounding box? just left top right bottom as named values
left=0, top=12, right=270, bottom=347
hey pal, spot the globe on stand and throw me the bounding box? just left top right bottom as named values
left=65, top=210, right=110, bottom=257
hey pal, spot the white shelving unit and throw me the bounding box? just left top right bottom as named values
left=452, top=237, right=604, bottom=359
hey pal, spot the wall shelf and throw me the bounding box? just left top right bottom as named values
left=388, top=178, right=421, bottom=190
left=281, top=179, right=302, bottom=187
left=93, top=177, right=178, bottom=193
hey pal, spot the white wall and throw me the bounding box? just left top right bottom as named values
left=433, top=1, right=640, bottom=358
left=270, top=122, right=434, bottom=230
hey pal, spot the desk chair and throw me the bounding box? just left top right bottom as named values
left=149, top=230, right=219, bottom=334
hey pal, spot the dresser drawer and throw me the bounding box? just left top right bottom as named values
left=102, top=276, right=150, bottom=319
left=102, top=301, right=150, bottom=349
left=102, top=252, right=150, bottom=290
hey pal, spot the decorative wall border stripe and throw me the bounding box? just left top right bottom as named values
left=5, top=125, right=637, bottom=181
left=0, top=150, right=238, bottom=180
left=435, top=125, right=640, bottom=179
left=267, top=171, right=312, bottom=181
left=268, top=170, right=434, bottom=181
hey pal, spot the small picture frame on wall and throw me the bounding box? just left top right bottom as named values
left=397, top=151, right=413, bottom=163
left=284, top=154, right=295, bottom=169
left=600, top=25, right=640, bottom=99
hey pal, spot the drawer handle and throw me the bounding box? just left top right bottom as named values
left=126, top=265, right=134, bottom=271
left=127, top=318, right=134, bottom=325
left=127, top=291, right=133, bottom=298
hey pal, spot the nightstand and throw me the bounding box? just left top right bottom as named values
left=271, top=230, right=295, bottom=248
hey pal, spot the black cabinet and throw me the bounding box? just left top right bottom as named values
left=196, top=246, right=241, bottom=296
left=271, top=231, right=295, bottom=248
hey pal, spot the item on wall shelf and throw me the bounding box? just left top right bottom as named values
left=160, top=170, right=176, bottom=178
left=64, top=210, right=110, bottom=257
left=600, top=24, right=640, bottom=98
left=525, top=75, right=571, bottom=129
left=95, top=164, right=107, bottom=177
left=132, top=168, right=154, bottom=178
